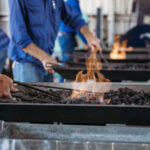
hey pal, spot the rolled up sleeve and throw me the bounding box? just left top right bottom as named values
left=9, top=0, right=32, bottom=49
left=60, top=0, right=87, bottom=33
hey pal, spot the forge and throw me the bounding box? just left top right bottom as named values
left=1, top=51, right=150, bottom=150
left=54, top=51, right=150, bottom=82
left=1, top=82, right=150, bottom=126
left=1, top=82, right=150, bottom=150
left=54, top=49, right=150, bottom=81
left=72, top=49, right=150, bottom=62
left=54, top=62, right=150, bottom=81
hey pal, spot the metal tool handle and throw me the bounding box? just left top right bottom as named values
left=45, top=62, right=54, bottom=68
left=45, top=62, right=67, bottom=71
left=99, top=51, right=112, bottom=70
left=92, top=47, right=112, bottom=69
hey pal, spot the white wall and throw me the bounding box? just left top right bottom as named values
left=0, top=0, right=9, bottom=14
left=80, top=0, right=134, bottom=15
left=0, top=0, right=9, bottom=34
left=80, top=0, right=137, bottom=46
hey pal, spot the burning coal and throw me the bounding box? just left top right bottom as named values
left=71, top=49, right=110, bottom=104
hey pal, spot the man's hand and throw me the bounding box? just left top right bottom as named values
left=80, top=26, right=102, bottom=52
left=23, top=43, right=58, bottom=74
left=0, top=74, right=18, bottom=99
left=42, top=56, right=58, bottom=74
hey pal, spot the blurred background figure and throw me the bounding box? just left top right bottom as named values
left=117, top=0, right=150, bottom=48
left=0, top=28, right=9, bottom=73
left=58, top=0, right=87, bottom=62
left=57, top=0, right=87, bottom=82
left=120, top=24, right=150, bottom=48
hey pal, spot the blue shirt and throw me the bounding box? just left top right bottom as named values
left=59, top=0, right=87, bottom=43
left=8, top=0, right=87, bottom=66
left=0, top=28, right=9, bottom=51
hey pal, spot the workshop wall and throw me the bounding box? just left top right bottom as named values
left=0, top=0, right=9, bottom=34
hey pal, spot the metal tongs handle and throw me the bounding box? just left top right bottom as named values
left=91, top=47, right=111, bottom=70
left=99, top=51, right=112, bottom=70
left=45, top=62, right=57, bottom=68
left=45, top=62, right=67, bottom=71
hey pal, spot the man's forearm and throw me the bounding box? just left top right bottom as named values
left=80, top=25, right=95, bottom=43
left=23, top=43, right=50, bottom=62
left=22, top=43, right=57, bottom=72
left=79, top=25, right=101, bottom=51
left=80, top=25, right=92, bottom=37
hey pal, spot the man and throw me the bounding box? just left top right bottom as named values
left=0, top=28, right=9, bottom=73
left=120, top=24, right=150, bottom=48
left=8, top=0, right=101, bottom=82
left=0, top=74, right=17, bottom=99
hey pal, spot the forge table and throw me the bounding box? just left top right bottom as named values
left=1, top=83, right=150, bottom=149
left=54, top=67, right=150, bottom=81
left=0, top=83, right=150, bottom=126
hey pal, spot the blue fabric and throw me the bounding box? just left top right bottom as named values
left=13, top=61, right=52, bottom=82
left=59, top=0, right=87, bottom=44
left=8, top=0, right=87, bottom=67
left=0, top=28, right=9, bottom=51
left=58, top=32, right=76, bottom=82
left=0, top=49, right=7, bottom=73
left=59, top=0, right=81, bottom=32
left=58, top=32, right=75, bottom=61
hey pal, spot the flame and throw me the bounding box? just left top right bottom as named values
left=110, top=35, right=133, bottom=60
left=71, top=49, right=110, bottom=103
left=110, top=41, right=126, bottom=60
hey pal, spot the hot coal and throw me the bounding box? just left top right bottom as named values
left=105, top=88, right=150, bottom=105
left=65, top=96, right=102, bottom=105
left=0, top=85, right=150, bottom=106
left=64, top=88, right=150, bottom=105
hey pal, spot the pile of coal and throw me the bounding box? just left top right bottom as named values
left=65, top=96, right=101, bottom=105
left=105, top=88, right=150, bottom=105
left=65, top=88, right=150, bottom=105
left=0, top=88, right=63, bottom=104
left=0, top=86, right=150, bottom=106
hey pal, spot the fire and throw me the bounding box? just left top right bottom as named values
left=110, top=40, right=126, bottom=60
left=110, top=35, right=133, bottom=60
left=71, top=49, right=110, bottom=103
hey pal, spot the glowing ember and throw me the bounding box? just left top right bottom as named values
left=71, top=49, right=110, bottom=104
left=110, top=35, right=133, bottom=60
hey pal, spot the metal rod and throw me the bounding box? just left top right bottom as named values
left=27, top=84, right=73, bottom=91
left=58, top=60, right=85, bottom=67
left=99, top=51, right=112, bottom=69
left=26, top=83, right=109, bottom=95
left=14, top=81, right=61, bottom=99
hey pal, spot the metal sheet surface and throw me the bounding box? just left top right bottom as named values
left=1, top=123, right=150, bottom=143
left=1, top=140, right=150, bottom=150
